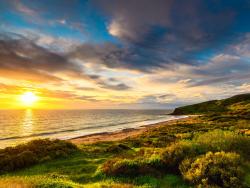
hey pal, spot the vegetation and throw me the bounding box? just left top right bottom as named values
left=101, top=148, right=164, bottom=177
left=0, top=93, right=250, bottom=187
left=161, top=141, right=198, bottom=173
left=171, top=93, right=250, bottom=115
left=0, top=139, right=78, bottom=173
left=180, top=151, right=244, bottom=187
left=193, top=129, right=250, bottom=158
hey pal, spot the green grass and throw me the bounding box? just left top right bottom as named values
left=0, top=143, right=190, bottom=187
left=243, top=162, right=250, bottom=188
left=5, top=146, right=112, bottom=182
left=159, top=175, right=190, bottom=188
left=0, top=175, right=86, bottom=188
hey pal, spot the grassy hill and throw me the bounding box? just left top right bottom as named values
left=171, top=93, right=250, bottom=115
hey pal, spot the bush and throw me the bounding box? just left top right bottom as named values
left=179, top=151, right=244, bottom=187
left=13, top=151, right=38, bottom=169
left=106, top=144, right=131, bottom=153
left=193, top=130, right=250, bottom=158
left=101, top=151, right=164, bottom=176
left=102, top=158, right=140, bottom=176
left=161, top=141, right=199, bottom=173
left=0, top=139, right=78, bottom=173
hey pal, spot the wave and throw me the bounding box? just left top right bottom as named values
left=0, top=115, right=181, bottom=141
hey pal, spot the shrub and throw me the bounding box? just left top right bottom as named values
left=0, top=139, right=78, bottom=173
left=12, top=151, right=38, bottom=169
left=106, top=144, right=131, bottom=153
left=102, top=158, right=141, bottom=176
left=101, top=152, right=164, bottom=176
left=161, top=140, right=199, bottom=173
left=193, top=130, right=250, bottom=158
left=179, top=151, right=244, bottom=187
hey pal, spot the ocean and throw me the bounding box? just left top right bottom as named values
left=0, top=109, right=186, bottom=148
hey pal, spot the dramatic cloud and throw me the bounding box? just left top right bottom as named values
left=98, top=0, right=237, bottom=43
left=0, top=0, right=250, bottom=108
left=0, top=34, right=79, bottom=82
left=0, top=33, right=131, bottom=91
left=92, top=0, right=249, bottom=70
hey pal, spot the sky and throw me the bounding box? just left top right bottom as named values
left=0, top=0, right=250, bottom=109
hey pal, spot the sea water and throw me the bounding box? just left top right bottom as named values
left=0, top=109, right=186, bottom=148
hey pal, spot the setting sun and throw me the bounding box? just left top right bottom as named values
left=20, top=92, right=38, bottom=107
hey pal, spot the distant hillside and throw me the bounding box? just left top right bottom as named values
left=171, top=93, right=250, bottom=115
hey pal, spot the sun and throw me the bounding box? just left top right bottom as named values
left=19, top=92, right=38, bottom=107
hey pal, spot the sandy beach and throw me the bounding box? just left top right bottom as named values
left=70, top=116, right=190, bottom=144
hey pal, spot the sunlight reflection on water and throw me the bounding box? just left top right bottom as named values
left=22, top=109, right=33, bottom=135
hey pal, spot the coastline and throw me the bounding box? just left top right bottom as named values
left=0, top=113, right=189, bottom=149
left=69, top=115, right=190, bottom=144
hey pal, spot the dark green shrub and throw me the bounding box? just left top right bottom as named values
left=102, top=158, right=140, bottom=176
left=40, top=155, right=52, bottom=163
left=0, top=139, right=78, bottom=173
left=101, top=152, right=164, bottom=176
left=0, top=154, right=13, bottom=171
left=106, top=144, right=131, bottom=153
left=12, top=151, right=38, bottom=169
left=179, top=151, right=244, bottom=187
left=161, top=141, right=199, bottom=173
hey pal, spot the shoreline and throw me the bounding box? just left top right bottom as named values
left=69, top=115, right=190, bottom=144
left=0, top=115, right=189, bottom=149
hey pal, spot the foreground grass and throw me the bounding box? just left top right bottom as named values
left=0, top=141, right=190, bottom=187
left=0, top=175, right=189, bottom=188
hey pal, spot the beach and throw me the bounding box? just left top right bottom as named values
left=70, top=115, right=190, bottom=144
left=0, top=109, right=185, bottom=148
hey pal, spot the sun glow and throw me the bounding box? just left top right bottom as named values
left=20, top=92, right=38, bottom=107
